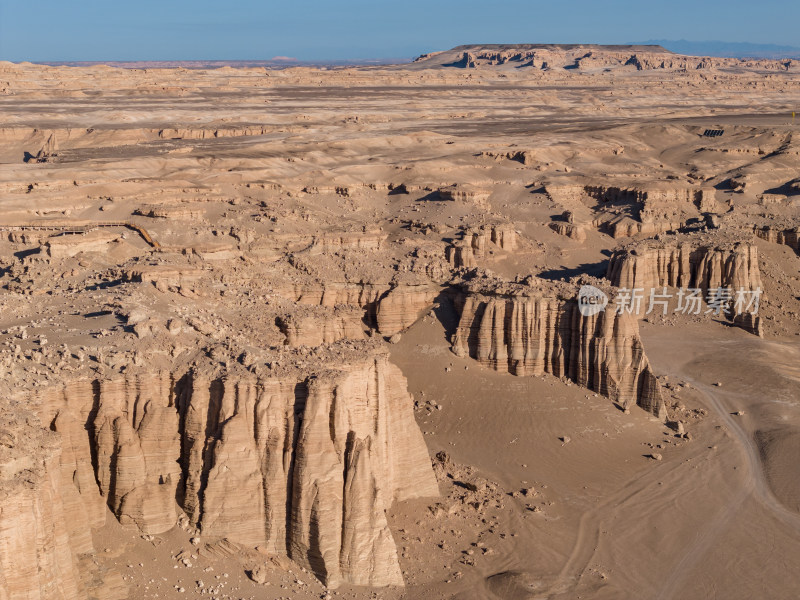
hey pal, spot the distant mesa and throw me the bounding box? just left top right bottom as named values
left=409, top=43, right=797, bottom=71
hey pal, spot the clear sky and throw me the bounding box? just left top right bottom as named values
left=0, top=0, right=797, bottom=62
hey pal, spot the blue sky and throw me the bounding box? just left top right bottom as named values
left=0, top=0, right=797, bottom=62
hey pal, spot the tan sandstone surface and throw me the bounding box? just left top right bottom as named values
left=1, top=45, right=800, bottom=599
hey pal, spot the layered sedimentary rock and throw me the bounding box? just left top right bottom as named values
left=752, top=225, right=800, bottom=254
left=606, top=239, right=763, bottom=335
left=16, top=351, right=437, bottom=593
left=450, top=278, right=665, bottom=416
left=548, top=221, right=587, bottom=241
left=306, top=231, right=387, bottom=254
left=374, top=284, right=440, bottom=335
left=546, top=182, right=716, bottom=238
left=277, top=279, right=437, bottom=337
left=437, top=183, right=491, bottom=206
left=0, top=408, right=87, bottom=600
left=277, top=306, right=368, bottom=347
left=446, top=224, right=518, bottom=268
left=606, top=240, right=762, bottom=293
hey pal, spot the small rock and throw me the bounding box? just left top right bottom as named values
left=247, top=565, right=269, bottom=584
left=651, top=453, right=663, bottom=461
left=560, top=436, right=571, bottom=444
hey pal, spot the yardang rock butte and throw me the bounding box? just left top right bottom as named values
left=1, top=43, right=800, bottom=599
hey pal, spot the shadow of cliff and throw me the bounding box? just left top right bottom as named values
left=433, top=291, right=461, bottom=345
left=537, top=258, right=610, bottom=281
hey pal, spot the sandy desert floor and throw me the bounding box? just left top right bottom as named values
left=1, top=46, right=800, bottom=600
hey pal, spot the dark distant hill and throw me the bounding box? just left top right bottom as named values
left=638, top=40, right=800, bottom=59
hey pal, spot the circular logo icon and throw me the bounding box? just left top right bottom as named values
left=578, top=285, right=608, bottom=317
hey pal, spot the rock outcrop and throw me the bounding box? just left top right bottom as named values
left=446, top=224, right=518, bottom=268
left=2, top=351, right=437, bottom=596
left=277, top=280, right=438, bottom=337
left=0, top=407, right=88, bottom=600
left=606, top=238, right=763, bottom=335
left=412, top=44, right=797, bottom=72
left=549, top=221, right=587, bottom=241
left=606, top=239, right=762, bottom=293
left=752, top=225, right=800, bottom=254
left=449, top=277, right=665, bottom=416
left=277, top=306, right=368, bottom=347
left=546, top=182, right=716, bottom=238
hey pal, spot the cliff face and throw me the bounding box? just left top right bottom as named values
left=277, top=281, right=437, bottom=339
left=450, top=281, right=665, bottom=416
left=606, top=240, right=763, bottom=335
left=412, top=45, right=797, bottom=72
left=546, top=183, right=715, bottom=238
left=4, top=353, right=437, bottom=596
left=277, top=306, right=368, bottom=347
left=446, top=224, right=518, bottom=268
left=0, top=409, right=86, bottom=600
left=753, top=225, right=800, bottom=254
left=606, top=241, right=762, bottom=293
left=0, top=397, right=128, bottom=600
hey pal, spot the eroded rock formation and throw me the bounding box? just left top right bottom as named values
left=449, top=277, right=665, bottom=416
left=1, top=349, right=437, bottom=597
left=546, top=182, right=717, bottom=238
left=606, top=238, right=763, bottom=335
left=606, top=239, right=762, bottom=293
left=446, top=224, right=518, bottom=268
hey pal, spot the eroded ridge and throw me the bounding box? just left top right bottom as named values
left=450, top=276, right=665, bottom=417
left=0, top=347, right=437, bottom=597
